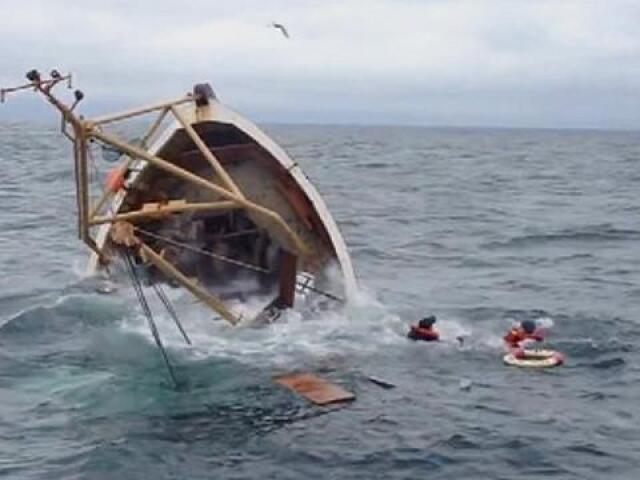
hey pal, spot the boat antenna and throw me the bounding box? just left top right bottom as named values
left=1, top=69, right=73, bottom=103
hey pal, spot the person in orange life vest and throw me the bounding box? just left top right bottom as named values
left=104, top=166, right=135, bottom=194
left=408, top=315, right=440, bottom=341
left=503, top=319, right=544, bottom=358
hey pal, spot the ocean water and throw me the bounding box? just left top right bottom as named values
left=1, top=122, right=639, bottom=479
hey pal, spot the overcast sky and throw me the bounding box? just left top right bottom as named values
left=1, top=0, right=639, bottom=128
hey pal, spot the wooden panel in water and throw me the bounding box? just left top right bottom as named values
left=274, top=372, right=355, bottom=405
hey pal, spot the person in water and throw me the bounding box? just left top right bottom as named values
left=408, top=315, right=440, bottom=341
left=503, top=319, right=544, bottom=358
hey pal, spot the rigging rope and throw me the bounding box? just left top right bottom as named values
left=134, top=226, right=269, bottom=273
left=121, top=248, right=178, bottom=387
left=152, top=282, right=192, bottom=345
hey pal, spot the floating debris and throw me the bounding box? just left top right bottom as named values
left=459, top=379, right=472, bottom=391
left=365, top=375, right=396, bottom=389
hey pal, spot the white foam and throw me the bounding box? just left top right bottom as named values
left=117, top=283, right=407, bottom=369
left=536, top=316, right=555, bottom=329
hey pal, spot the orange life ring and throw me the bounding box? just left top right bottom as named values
left=503, top=349, right=564, bottom=368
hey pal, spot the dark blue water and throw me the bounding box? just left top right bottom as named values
left=1, top=123, right=639, bottom=479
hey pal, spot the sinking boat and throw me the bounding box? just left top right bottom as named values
left=2, top=71, right=356, bottom=326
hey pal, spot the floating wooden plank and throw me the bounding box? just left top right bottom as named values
left=274, top=372, right=355, bottom=405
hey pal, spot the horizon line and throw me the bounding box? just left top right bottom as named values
left=1, top=117, right=638, bottom=133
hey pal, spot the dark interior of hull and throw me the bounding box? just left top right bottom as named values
left=108, top=121, right=337, bottom=302
left=134, top=210, right=282, bottom=299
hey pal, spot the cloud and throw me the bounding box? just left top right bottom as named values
left=1, top=0, right=639, bottom=128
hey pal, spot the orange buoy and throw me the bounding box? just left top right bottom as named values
left=104, top=166, right=126, bottom=193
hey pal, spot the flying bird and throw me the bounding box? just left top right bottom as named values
left=270, top=22, right=290, bottom=39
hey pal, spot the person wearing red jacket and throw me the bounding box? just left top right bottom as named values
left=408, top=315, right=440, bottom=342
left=504, top=320, right=544, bottom=358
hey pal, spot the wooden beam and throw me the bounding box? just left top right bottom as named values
left=90, top=128, right=240, bottom=201
left=242, top=202, right=311, bottom=257
left=139, top=242, right=240, bottom=325
left=77, top=135, right=91, bottom=240
left=89, top=200, right=238, bottom=225
left=139, top=106, right=170, bottom=149
left=89, top=107, right=171, bottom=219
left=170, top=105, right=244, bottom=198
left=72, top=139, right=83, bottom=238
left=277, top=251, right=297, bottom=308
left=88, top=95, right=193, bottom=126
